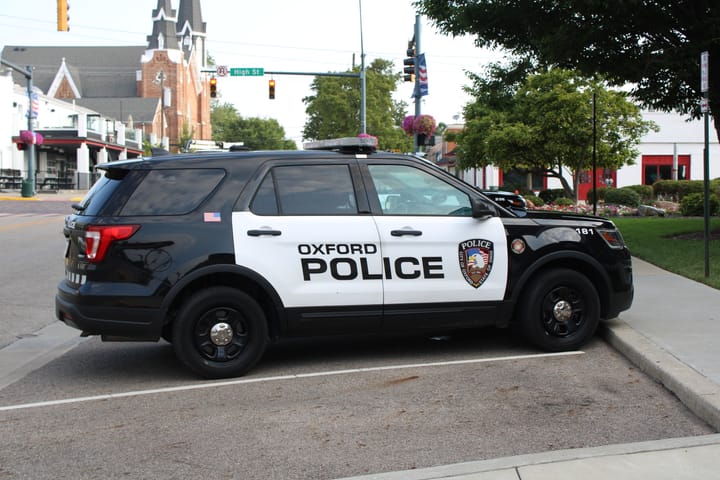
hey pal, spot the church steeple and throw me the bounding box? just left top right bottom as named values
left=176, top=0, right=208, bottom=68
left=146, top=0, right=179, bottom=50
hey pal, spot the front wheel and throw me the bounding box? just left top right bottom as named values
left=172, top=287, right=268, bottom=379
left=518, top=269, right=600, bottom=351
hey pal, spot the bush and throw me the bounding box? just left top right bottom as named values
left=524, top=194, right=543, bottom=207
left=623, top=184, right=654, bottom=202
left=554, top=197, right=575, bottom=207
left=680, top=193, right=720, bottom=216
left=586, top=187, right=609, bottom=204
left=604, top=187, right=641, bottom=207
left=539, top=188, right=569, bottom=203
left=653, top=180, right=704, bottom=200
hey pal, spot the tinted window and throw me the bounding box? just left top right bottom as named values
left=368, top=164, right=471, bottom=216
left=120, top=169, right=225, bottom=216
left=251, top=165, right=357, bottom=216
left=75, top=171, right=127, bottom=216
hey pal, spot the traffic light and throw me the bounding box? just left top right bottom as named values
left=57, top=0, right=69, bottom=32
left=403, top=38, right=415, bottom=82
left=269, top=79, right=276, bottom=100
left=209, top=77, right=217, bottom=98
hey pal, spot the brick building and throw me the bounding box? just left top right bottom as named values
left=0, top=0, right=212, bottom=189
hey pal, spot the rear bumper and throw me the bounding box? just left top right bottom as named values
left=55, top=282, right=164, bottom=340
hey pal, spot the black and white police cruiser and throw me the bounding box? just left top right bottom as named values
left=56, top=137, right=633, bottom=378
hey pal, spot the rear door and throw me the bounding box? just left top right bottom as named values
left=232, top=161, right=383, bottom=333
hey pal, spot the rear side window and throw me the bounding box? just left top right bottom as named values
left=75, top=172, right=126, bottom=216
left=120, top=169, right=225, bottom=216
left=250, top=165, right=357, bottom=215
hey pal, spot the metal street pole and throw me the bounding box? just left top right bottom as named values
left=25, top=66, right=36, bottom=197
left=359, top=0, right=367, bottom=135
left=413, top=15, right=421, bottom=153
left=592, top=92, right=597, bottom=215
left=704, top=101, right=710, bottom=277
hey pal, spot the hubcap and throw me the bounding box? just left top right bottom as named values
left=541, top=286, right=585, bottom=338
left=210, top=322, right=233, bottom=346
left=553, top=300, right=573, bottom=322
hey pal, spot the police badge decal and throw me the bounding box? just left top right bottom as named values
left=458, top=239, right=494, bottom=288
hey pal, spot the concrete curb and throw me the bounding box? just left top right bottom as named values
left=600, top=318, right=720, bottom=431
left=335, top=434, right=720, bottom=480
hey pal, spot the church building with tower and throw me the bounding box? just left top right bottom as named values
left=0, top=0, right=212, bottom=189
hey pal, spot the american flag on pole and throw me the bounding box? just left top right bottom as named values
left=418, top=53, right=429, bottom=97
left=28, top=93, right=39, bottom=119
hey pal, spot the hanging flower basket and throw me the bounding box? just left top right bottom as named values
left=19, top=130, right=43, bottom=145
left=402, top=115, right=416, bottom=136
left=413, top=114, right=437, bottom=137
left=401, top=114, right=437, bottom=137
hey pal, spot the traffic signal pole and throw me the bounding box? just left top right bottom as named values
left=412, top=15, right=421, bottom=152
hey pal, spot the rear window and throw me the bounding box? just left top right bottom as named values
left=74, top=173, right=126, bottom=216
left=119, top=169, right=226, bottom=216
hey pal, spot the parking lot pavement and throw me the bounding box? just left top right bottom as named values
left=338, top=257, right=720, bottom=479
left=1, top=201, right=719, bottom=480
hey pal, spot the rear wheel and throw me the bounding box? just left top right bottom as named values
left=172, top=287, right=268, bottom=378
left=519, top=269, right=600, bottom=351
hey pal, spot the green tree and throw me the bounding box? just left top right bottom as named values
left=458, top=68, right=656, bottom=200
left=302, top=59, right=413, bottom=152
left=413, top=0, right=720, bottom=142
left=211, top=102, right=296, bottom=150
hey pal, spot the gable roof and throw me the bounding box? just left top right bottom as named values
left=75, top=97, right=161, bottom=125
left=1, top=45, right=145, bottom=98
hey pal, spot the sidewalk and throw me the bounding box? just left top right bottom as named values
left=338, top=258, right=720, bottom=479
left=0, top=189, right=85, bottom=202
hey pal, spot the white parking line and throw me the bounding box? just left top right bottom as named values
left=0, top=351, right=583, bottom=412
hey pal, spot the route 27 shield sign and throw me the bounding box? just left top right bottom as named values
left=458, top=239, right=494, bottom=288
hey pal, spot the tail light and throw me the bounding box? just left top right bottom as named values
left=85, top=225, right=140, bottom=262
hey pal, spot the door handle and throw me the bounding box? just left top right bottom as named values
left=247, top=229, right=282, bottom=237
left=391, top=229, right=422, bottom=237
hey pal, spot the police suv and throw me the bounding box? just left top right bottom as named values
left=56, top=137, right=633, bottom=379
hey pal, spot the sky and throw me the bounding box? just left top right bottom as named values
left=0, top=0, right=506, bottom=146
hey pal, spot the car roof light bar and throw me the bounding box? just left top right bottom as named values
left=303, top=137, right=378, bottom=154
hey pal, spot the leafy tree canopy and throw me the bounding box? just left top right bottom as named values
left=211, top=103, right=296, bottom=150
left=414, top=0, right=720, bottom=141
left=458, top=67, right=656, bottom=200
left=302, top=58, right=413, bottom=152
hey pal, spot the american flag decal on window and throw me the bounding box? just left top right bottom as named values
left=203, top=212, right=222, bottom=222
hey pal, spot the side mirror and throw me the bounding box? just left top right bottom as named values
left=471, top=197, right=495, bottom=219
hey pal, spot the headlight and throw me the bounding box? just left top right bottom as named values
left=597, top=228, right=625, bottom=249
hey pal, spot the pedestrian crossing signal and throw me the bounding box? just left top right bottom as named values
left=269, top=79, right=276, bottom=100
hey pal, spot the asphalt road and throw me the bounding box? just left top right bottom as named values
left=0, top=200, right=715, bottom=479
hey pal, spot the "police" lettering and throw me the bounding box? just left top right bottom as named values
left=300, top=255, right=443, bottom=281
left=459, top=239, right=493, bottom=250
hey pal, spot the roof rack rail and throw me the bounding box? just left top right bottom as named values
left=303, top=137, right=377, bottom=154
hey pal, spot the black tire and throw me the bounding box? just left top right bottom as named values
left=172, top=287, right=268, bottom=379
left=518, top=269, right=600, bottom=351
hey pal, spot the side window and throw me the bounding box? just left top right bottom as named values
left=250, top=165, right=358, bottom=216
left=368, top=164, right=472, bottom=216
left=120, top=169, right=225, bottom=216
